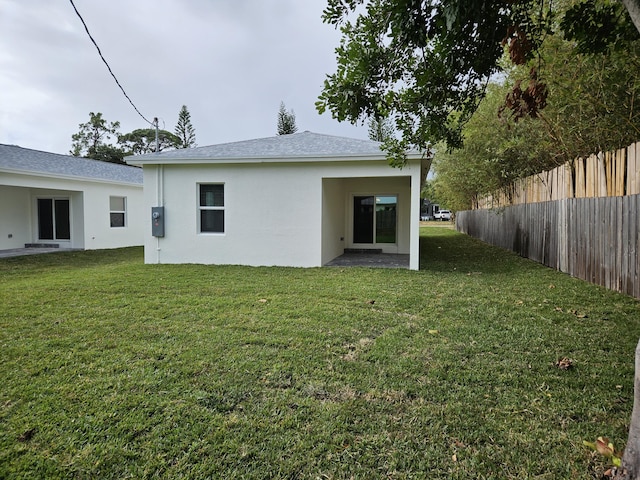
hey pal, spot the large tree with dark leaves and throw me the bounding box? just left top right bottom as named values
left=317, top=0, right=640, bottom=166
left=118, top=128, right=182, bottom=156
left=317, top=0, right=542, bottom=164
left=70, top=112, right=125, bottom=164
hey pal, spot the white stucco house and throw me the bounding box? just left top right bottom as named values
left=126, top=131, right=429, bottom=270
left=0, top=144, right=144, bottom=251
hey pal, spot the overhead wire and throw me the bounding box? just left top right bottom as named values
left=68, top=0, right=155, bottom=127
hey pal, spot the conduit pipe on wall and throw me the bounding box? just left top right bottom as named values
left=156, top=164, right=164, bottom=264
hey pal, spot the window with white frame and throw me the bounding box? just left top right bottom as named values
left=199, top=184, right=224, bottom=233
left=109, top=196, right=126, bottom=228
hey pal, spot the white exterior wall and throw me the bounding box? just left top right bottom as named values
left=81, top=183, right=144, bottom=250
left=0, top=186, right=31, bottom=249
left=321, top=178, right=346, bottom=265
left=142, top=158, right=423, bottom=269
left=0, top=172, right=143, bottom=250
left=144, top=163, right=322, bottom=266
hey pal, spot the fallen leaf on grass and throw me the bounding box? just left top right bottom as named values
left=584, top=437, right=622, bottom=466
left=428, top=330, right=439, bottom=335
left=555, top=357, right=574, bottom=370
left=18, top=427, right=36, bottom=442
left=555, top=307, right=588, bottom=318
left=258, top=298, right=268, bottom=303
left=595, top=438, right=619, bottom=460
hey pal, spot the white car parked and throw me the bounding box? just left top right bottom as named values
left=439, top=210, right=452, bottom=221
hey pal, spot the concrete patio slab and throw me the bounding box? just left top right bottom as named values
left=325, top=252, right=410, bottom=269
left=0, top=248, right=78, bottom=258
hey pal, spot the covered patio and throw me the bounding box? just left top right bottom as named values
left=324, top=251, right=410, bottom=268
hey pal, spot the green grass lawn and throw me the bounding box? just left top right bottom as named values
left=1, top=228, right=639, bottom=479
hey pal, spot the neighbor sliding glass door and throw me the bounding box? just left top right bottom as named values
left=37, top=198, right=70, bottom=241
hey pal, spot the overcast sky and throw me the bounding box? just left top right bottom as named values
left=0, top=0, right=368, bottom=155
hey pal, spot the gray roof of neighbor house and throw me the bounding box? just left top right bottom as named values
left=0, top=144, right=143, bottom=185
left=126, top=131, right=425, bottom=165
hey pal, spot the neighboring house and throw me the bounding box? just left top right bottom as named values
left=0, top=144, right=144, bottom=251
left=127, top=131, right=430, bottom=270
left=421, top=200, right=439, bottom=220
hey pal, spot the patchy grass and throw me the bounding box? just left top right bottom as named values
left=1, top=228, right=639, bottom=479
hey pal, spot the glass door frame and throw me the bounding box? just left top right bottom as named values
left=35, top=196, right=72, bottom=245
left=350, top=193, right=398, bottom=251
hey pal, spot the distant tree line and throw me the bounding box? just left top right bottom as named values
left=70, top=105, right=197, bottom=164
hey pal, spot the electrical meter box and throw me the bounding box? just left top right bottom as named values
left=151, top=206, right=165, bottom=237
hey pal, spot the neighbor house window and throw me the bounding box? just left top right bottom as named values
left=110, top=196, right=126, bottom=228
left=199, top=184, right=224, bottom=233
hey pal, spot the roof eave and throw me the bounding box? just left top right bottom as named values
left=0, top=167, right=143, bottom=187
left=126, top=152, right=426, bottom=166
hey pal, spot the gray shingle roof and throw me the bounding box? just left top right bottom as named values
left=126, top=131, right=420, bottom=164
left=0, top=144, right=143, bottom=185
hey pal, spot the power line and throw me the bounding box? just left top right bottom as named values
left=68, top=0, right=154, bottom=126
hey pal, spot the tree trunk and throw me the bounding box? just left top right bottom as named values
left=616, top=339, right=640, bottom=479
left=622, top=0, right=640, bottom=35
left=603, top=5, right=640, bottom=478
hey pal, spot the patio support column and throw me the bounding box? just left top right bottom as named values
left=409, top=168, right=421, bottom=270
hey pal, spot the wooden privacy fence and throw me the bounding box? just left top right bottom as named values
left=457, top=141, right=640, bottom=299
left=476, top=142, right=640, bottom=208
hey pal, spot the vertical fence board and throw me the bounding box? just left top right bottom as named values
left=602, top=197, right=608, bottom=286
left=600, top=197, right=605, bottom=285
left=635, top=194, right=640, bottom=299
left=617, top=149, right=626, bottom=196
left=622, top=196, right=630, bottom=295
left=598, top=153, right=608, bottom=197
left=567, top=199, right=575, bottom=276
left=591, top=198, right=596, bottom=285
left=635, top=143, right=640, bottom=195
left=587, top=155, right=595, bottom=197
left=576, top=157, right=585, bottom=198
left=606, top=151, right=613, bottom=196
left=579, top=199, right=586, bottom=282
left=616, top=196, right=623, bottom=291
left=558, top=199, right=567, bottom=272
left=630, top=143, right=640, bottom=195
left=627, top=144, right=634, bottom=195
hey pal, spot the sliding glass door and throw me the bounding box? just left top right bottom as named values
left=353, top=195, right=397, bottom=245
left=37, top=198, right=70, bottom=241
